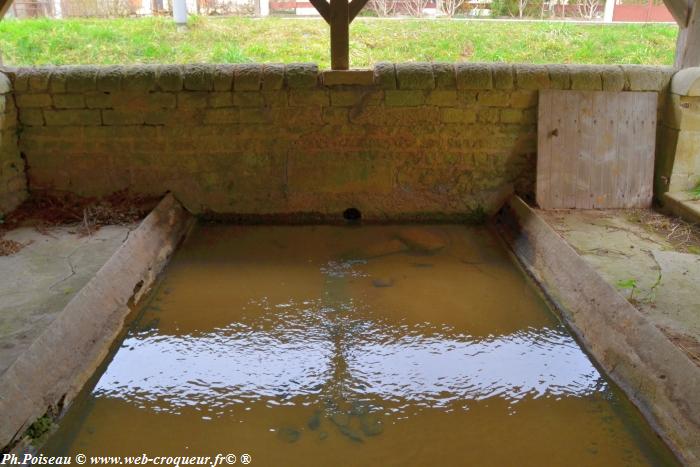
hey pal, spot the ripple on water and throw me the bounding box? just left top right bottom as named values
left=94, top=298, right=606, bottom=417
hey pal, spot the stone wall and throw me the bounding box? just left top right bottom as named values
left=0, top=72, right=26, bottom=216
left=4, top=63, right=673, bottom=220
left=657, top=67, right=700, bottom=194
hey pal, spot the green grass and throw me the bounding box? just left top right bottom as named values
left=690, top=182, right=700, bottom=199
left=0, top=16, right=678, bottom=67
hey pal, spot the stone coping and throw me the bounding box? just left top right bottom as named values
left=0, top=63, right=674, bottom=93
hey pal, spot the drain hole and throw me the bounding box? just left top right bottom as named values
left=343, top=207, right=362, bottom=222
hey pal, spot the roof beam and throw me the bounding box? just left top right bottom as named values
left=349, top=0, right=370, bottom=21
left=309, top=0, right=330, bottom=22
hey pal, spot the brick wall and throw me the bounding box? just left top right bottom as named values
left=4, top=63, right=673, bottom=220
left=0, top=72, right=26, bottom=216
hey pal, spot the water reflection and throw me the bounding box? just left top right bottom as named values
left=94, top=300, right=605, bottom=415
left=42, top=226, right=679, bottom=466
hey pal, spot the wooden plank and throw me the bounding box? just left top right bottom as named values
left=536, top=90, right=553, bottom=209
left=536, top=90, right=656, bottom=210
left=549, top=91, right=568, bottom=208
left=560, top=92, right=580, bottom=208
left=589, top=93, right=604, bottom=208
left=612, top=93, right=627, bottom=207
left=628, top=92, right=644, bottom=208
left=638, top=93, right=658, bottom=207
left=330, top=0, right=349, bottom=70
left=596, top=92, right=619, bottom=208
left=619, top=92, right=640, bottom=208
left=308, top=0, right=331, bottom=22
left=576, top=92, right=594, bottom=209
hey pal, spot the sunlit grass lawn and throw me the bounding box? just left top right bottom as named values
left=0, top=16, right=677, bottom=67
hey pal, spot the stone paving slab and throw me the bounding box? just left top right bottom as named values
left=539, top=209, right=700, bottom=365
left=0, top=225, right=135, bottom=376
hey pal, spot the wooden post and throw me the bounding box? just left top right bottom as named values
left=676, top=2, right=700, bottom=68
left=308, top=0, right=369, bottom=70
left=664, top=0, right=698, bottom=68
left=0, top=0, right=13, bottom=19
left=330, top=0, right=349, bottom=70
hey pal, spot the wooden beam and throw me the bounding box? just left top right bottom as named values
left=675, top=0, right=700, bottom=68
left=0, top=0, right=13, bottom=19
left=308, top=0, right=330, bottom=22
left=309, top=0, right=367, bottom=69
left=349, top=0, right=370, bottom=21
left=330, top=0, right=349, bottom=70
left=664, top=0, right=691, bottom=26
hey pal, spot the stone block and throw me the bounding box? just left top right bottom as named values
left=178, top=92, right=210, bottom=109
left=262, top=64, right=285, bottom=90
left=14, top=69, right=50, bottom=93
left=568, top=65, right=602, bottom=91
left=64, top=66, right=97, bottom=93
left=16, top=94, right=52, bottom=108
left=209, top=92, right=234, bottom=108
left=288, top=89, right=329, bottom=107
left=547, top=64, right=570, bottom=90
left=49, top=68, right=68, bottom=93
left=385, top=90, right=425, bottom=106
left=515, top=65, right=549, bottom=90
left=44, top=109, right=101, bottom=126
left=96, top=66, right=122, bottom=92
left=510, top=90, right=537, bottom=109
left=455, top=63, right=492, bottom=90
left=396, top=62, right=435, bottom=90
left=122, top=65, right=157, bottom=92
left=623, top=65, right=672, bottom=91
left=441, top=108, right=476, bottom=123
left=234, top=64, right=263, bottom=91
left=85, top=92, right=114, bottom=109
left=262, top=91, right=288, bottom=107
left=204, top=108, right=239, bottom=124
left=477, top=108, right=499, bottom=123
left=322, top=69, right=374, bottom=86
left=53, top=94, right=85, bottom=109
left=157, top=65, right=183, bottom=92
left=331, top=90, right=361, bottom=107
left=18, top=109, right=44, bottom=126
left=427, top=90, right=458, bottom=107
left=102, top=110, right=144, bottom=125
left=322, top=107, right=348, bottom=124
left=285, top=63, right=318, bottom=89
left=478, top=90, right=511, bottom=107
left=373, top=63, right=396, bottom=90
left=213, top=64, right=235, bottom=91
left=432, top=63, right=456, bottom=89
left=600, top=65, right=625, bottom=92
left=183, top=64, right=214, bottom=91
left=492, top=63, right=514, bottom=90
left=233, top=92, right=264, bottom=107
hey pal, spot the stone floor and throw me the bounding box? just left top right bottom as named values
left=0, top=224, right=136, bottom=376
left=539, top=209, right=700, bottom=365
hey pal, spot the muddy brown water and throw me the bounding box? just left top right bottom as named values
left=42, top=225, right=678, bottom=466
